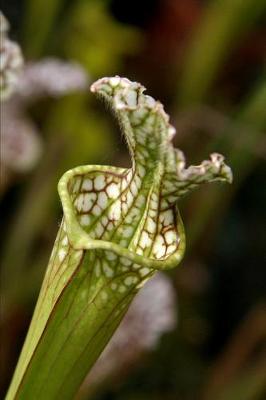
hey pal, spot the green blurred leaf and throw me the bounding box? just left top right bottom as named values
left=178, top=0, right=266, bottom=105
left=23, top=0, right=66, bottom=57
left=62, top=2, right=142, bottom=76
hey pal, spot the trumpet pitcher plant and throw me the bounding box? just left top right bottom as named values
left=6, top=77, right=232, bottom=400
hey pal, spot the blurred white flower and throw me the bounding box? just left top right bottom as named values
left=0, top=11, right=23, bottom=100
left=1, top=101, right=42, bottom=172
left=15, top=58, right=89, bottom=99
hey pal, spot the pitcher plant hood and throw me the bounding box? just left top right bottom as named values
left=59, top=76, right=232, bottom=273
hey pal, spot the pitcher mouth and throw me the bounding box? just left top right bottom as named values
left=58, top=164, right=186, bottom=271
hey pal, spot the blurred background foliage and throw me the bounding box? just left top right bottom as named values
left=1, top=0, right=266, bottom=399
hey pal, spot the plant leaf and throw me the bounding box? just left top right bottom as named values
left=6, top=76, right=232, bottom=400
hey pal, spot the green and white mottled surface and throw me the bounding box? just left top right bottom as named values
left=6, top=76, right=232, bottom=400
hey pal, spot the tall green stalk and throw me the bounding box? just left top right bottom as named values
left=178, top=0, right=266, bottom=105
left=6, top=77, right=232, bottom=399
left=23, top=0, right=66, bottom=57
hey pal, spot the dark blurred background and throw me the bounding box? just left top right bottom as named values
left=1, top=1, right=266, bottom=399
